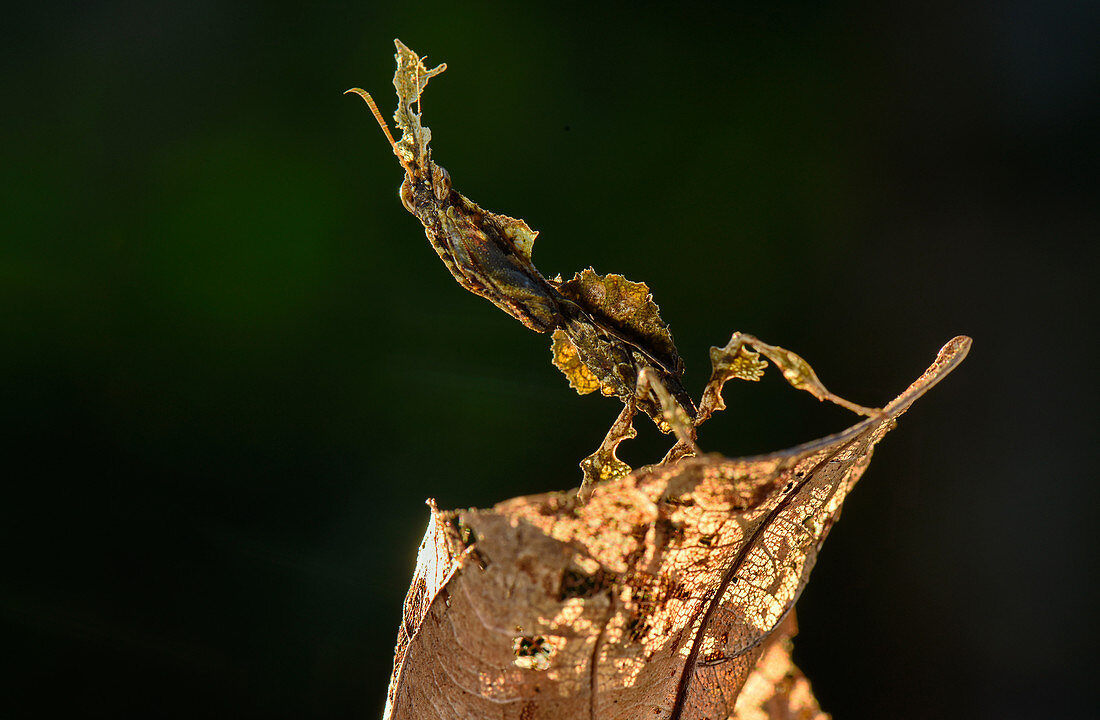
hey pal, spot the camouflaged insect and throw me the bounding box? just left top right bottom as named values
left=349, top=40, right=897, bottom=498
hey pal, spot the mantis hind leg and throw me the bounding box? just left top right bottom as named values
left=697, top=332, right=881, bottom=425
left=738, top=333, right=880, bottom=416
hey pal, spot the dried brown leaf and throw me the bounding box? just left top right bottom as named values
left=383, top=337, right=970, bottom=720
left=731, top=615, right=827, bottom=720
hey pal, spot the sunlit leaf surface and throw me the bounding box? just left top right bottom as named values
left=383, top=339, right=969, bottom=719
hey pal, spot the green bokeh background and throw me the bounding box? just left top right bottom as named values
left=3, top=2, right=1096, bottom=718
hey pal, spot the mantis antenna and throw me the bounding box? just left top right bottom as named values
left=345, top=88, right=414, bottom=178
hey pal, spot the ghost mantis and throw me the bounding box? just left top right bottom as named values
left=347, top=40, right=884, bottom=501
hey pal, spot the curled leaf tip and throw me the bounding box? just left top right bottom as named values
left=944, top=335, right=973, bottom=359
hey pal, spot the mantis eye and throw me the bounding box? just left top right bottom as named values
left=399, top=179, right=416, bottom=213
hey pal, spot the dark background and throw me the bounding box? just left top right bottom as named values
left=3, top=1, right=1096, bottom=718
